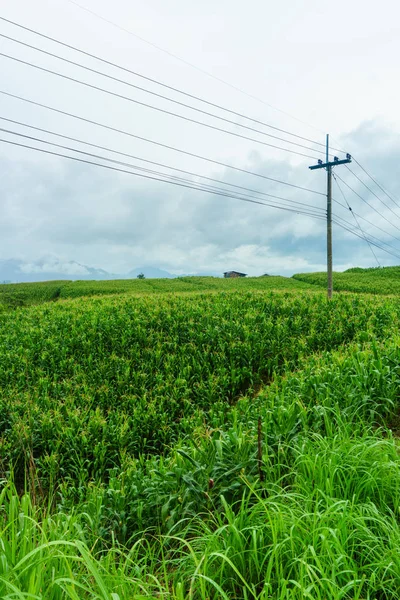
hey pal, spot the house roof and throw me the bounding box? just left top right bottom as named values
left=224, top=271, right=247, bottom=276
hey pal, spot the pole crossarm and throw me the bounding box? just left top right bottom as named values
left=309, top=154, right=352, bottom=170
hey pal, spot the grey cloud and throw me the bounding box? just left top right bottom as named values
left=0, top=120, right=399, bottom=276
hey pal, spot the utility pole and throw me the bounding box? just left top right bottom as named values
left=309, top=135, right=352, bottom=299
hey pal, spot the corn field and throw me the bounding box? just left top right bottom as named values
left=1, top=274, right=400, bottom=598
left=294, top=265, right=400, bottom=294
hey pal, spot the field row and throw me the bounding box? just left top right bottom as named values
left=0, top=289, right=397, bottom=490
left=294, top=265, right=400, bottom=294
left=2, top=321, right=400, bottom=598
left=2, top=275, right=400, bottom=598
left=0, top=276, right=311, bottom=308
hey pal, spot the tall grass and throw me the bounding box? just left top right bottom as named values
left=0, top=482, right=169, bottom=599
left=3, top=427, right=400, bottom=599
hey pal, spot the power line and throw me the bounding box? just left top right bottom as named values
left=62, top=0, right=331, bottom=138
left=0, top=19, right=344, bottom=152
left=345, top=165, right=400, bottom=222
left=0, top=33, right=326, bottom=156
left=0, top=51, right=322, bottom=161
left=4, top=135, right=396, bottom=261
left=333, top=219, right=396, bottom=257
left=333, top=218, right=400, bottom=261
left=0, top=125, right=327, bottom=215
left=330, top=201, right=400, bottom=260
left=0, top=136, right=327, bottom=221
left=333, top=174, right=381, bottom=265
left=0, top=116, right=325, bottom=214
left=1, top=14, right=395, bottom=267
left=2, top=126, right=397, bottom=264
left=333, top=172, right=380, bottom=267
left=338, top=218, right=400, bottom=256
left=0, top=89, right=326, bottom=197
left=334, top=172, right=400, bottom=234
left=333, top=198, right=400, bottom=252
left=333, top=195, right=400, bottom=245
left=331, top=193, right=400, bottom=257
left=352, top=157, right=400, bottom=210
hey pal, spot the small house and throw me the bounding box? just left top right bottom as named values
left=223, top=271, right=247, bottom=278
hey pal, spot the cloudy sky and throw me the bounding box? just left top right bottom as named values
left=1, top=0, right=400, bottom=276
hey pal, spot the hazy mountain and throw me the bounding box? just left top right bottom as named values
left=0, top=258, right=115, bottom=283
left=0, top=259, right=222, bottom=283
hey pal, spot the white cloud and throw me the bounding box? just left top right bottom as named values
left=19, top=260, right=90, bottom=275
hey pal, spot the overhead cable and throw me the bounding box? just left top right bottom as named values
left=0, top=27, right=342, bottom=156
left=333, top=196, right=400, bottom=245
left=333, top=219, right=400, bottom=261
left=0, top=136, right=327, bottom=220
left=0, top=125, right=327, bottom=214
left=352, top=157, right=400, bottom=210
left=345, top=165, right=400, bottom=221
left=333, top=173, right=380, bottom=266
left=0, top=89, right=326, bottom=196
left=62, top=0, right=333, bottom=138
left=0, top=116, right=325, bottom=213
left=334, top=173, right=400, bottom=233
left=0, top=51, right=322, bottom=161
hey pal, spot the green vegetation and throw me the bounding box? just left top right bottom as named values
left=2, top=290, right=379, bottom=487
left=1, top=275, right=400, bottom=598
left=0, top=275, right=311, bottom=308
left=0, top=280, right=68, bottom=309
left=59, top=275, right=311, bottom=299
left=294, top=264, right=400, bottom=294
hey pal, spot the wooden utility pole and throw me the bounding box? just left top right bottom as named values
left=309, top=135, right=352, bottom=299
left=327, top=135, right=333, bottom=299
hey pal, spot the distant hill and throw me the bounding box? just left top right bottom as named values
left=0, top=258, right=115, bottom=283
left=0, top=258, right=182, bottom=283
left=0, top=258, right=229, bottom=283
